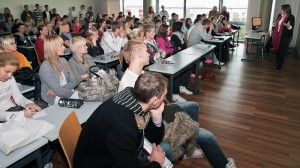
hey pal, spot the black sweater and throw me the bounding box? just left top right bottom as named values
left=275, top=14, right=295, bottom=39
left=74, top=88, right=164, bottom=168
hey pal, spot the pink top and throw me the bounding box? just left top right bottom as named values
left=72, top=23, right=83, bottom=33
left=155, top=36, right=174, bottom=56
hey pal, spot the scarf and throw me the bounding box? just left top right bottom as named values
left=113, top=87, right=150, bottom=130
left=272, top=14, right=289, bottom=52
left=172, top=32, right=184, bottom=44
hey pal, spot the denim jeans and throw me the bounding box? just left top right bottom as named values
left=174, top=101, right=199, bottom=121
left=173, top=70, right=190, bottom=94
left=198, top=128, right=228, bottom=168
left=116, top=64, right=122, bottom=80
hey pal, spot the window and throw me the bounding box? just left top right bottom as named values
left=222, top=0, right=248, bottom=22
left=223, top=0, right=248, bottom=40
left=158, top=0, right=184, bottom=19
left=186, top=0, right=219, bottom=21
left=123, top=0, right=143, bottom=18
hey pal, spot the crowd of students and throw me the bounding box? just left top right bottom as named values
left=0, top=3, right=248, bottom=168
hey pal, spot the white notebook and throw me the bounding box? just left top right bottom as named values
left=143, top=138, right=173, bottom=168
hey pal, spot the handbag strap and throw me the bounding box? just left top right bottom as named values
left=88, top=65, right=107, bottom=77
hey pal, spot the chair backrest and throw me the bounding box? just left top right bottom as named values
left=33, top=45, right=41, bottom=65
left=58, top=112, right=82, bottom=168
left=263, top=32, right=271, bottom=47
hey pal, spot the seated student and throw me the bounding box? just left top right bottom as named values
left=39, top=35, right=78, bottom=105
left=85, top=29, right=104, bottom=57
left=154, top=19, right=162, bottom=35
left=188, top=18, right=224, bottom=65
left=24, top=21, right=37, bottom=36
left=0, top=35, right=32, bottom=69
left=59, top=23, right=72, bottom=48
left=119, top=40, right=237, bottom=168
left=100, top=21, right=127, bottom=53
left=71, top=17, right=83, bottom=34
left=4, top=16, right=14, bottom=32
left=74, top=72, right=166, bottom=168
left=35, top=25, right=48, bottom=63
left=216, top=15, right=225, bottom=32
left=0, top=52, right=41, bottom=122
left=68, top=36, right=97, bottom=84
left=119, top=40, right=198, bottom=122
left=46, top=21, right=56, bottom=36
left=13, top=23, right=28, bottom=46
left=143, top=24, right=166, bottom=63
left=51, top=8, right=61, bottom=22
left=96, top=18, right=106, bottom=41
left=155, top=24, right=174, bottom=56
left=210, top=16, right=219, bottom=36
left=21, top=5, right=33, bottom=22
left=187, top=18, right=200, bottom=40
left=171, top=22, right=187, bottom=52
left=217, top=17, right=232, bottom=34
left=119, top=28, right=145, bottom=72
left=100, top=21, right=126, bottom=79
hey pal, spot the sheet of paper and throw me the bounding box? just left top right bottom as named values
left=32, top=110, right=47, bottom=119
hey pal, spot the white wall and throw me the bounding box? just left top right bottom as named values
left=0, top=0, right=95, bottom=21
left=95, top=0, right=120, bottom=16
left=95, top=0, right=108, bottom=15
left=246, top=0, right=260, bottom=31
left=272, top=0, right=300, bottom=47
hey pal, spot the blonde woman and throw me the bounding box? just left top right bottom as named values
left=69, top=36, right=97, bottom=83
left=120, top=28, right=145, bottom=71
left=0, top=35, right=32, bottom=69
left=127, top=28, right=144, bottom=40
left=59, top=23, right=72, bottom=48
left=0, top=52, right=41, bottom=122
left=39, top=35, right=78, bottom=105
left=85, top=29, right=104, bottom=57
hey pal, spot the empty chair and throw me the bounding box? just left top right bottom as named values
left=58, top=112, right=81, bottom=168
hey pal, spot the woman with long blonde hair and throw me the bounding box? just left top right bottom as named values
left=39, top=35, right=78, bottom=105
left=69, top=36, right=97, bottom=83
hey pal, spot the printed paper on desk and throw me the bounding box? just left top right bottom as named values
left=32, top=110, right=47, bottom=119
left=144, top=138, right=173, bottom=168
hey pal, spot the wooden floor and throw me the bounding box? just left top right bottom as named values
left=175, top=44, right=300, bottom=168
left=52, top=44, right=300, bottom=168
